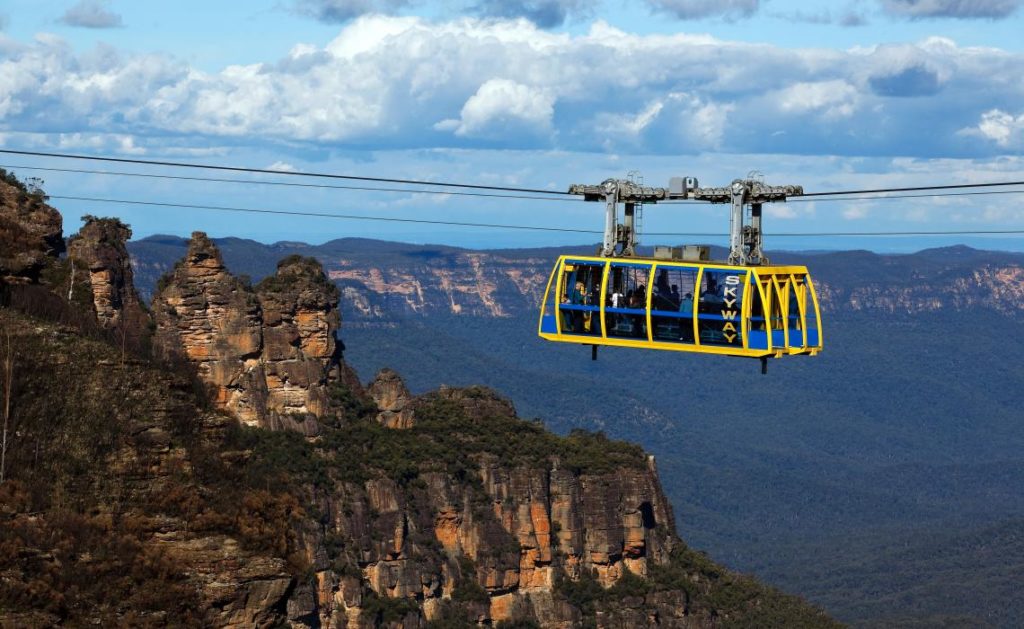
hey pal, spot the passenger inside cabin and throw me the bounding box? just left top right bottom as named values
left=680, top=292, right=694, bottom=315
left=679, top=292, right=694, bottom=341
left=670, top=284, right=681, bottom=306
left=573, top=281, right=585, bottom=304
left=627, top=289, right=641, bottom=308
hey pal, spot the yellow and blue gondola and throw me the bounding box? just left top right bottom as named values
left=538, top=254, right=822, bottom=360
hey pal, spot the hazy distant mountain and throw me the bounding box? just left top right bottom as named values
left=130, top=235, right=1024, bottom=318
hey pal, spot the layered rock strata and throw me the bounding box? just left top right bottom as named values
left=0, top=175, right=63, bottom=283
left=367, top=368, right=415, bottom=429
left=151, top=234, right=340, bottom=429
left=66, top=215, right=148, bottom=331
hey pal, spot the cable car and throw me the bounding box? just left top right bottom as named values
left=537, top=176, right=823, bottom=372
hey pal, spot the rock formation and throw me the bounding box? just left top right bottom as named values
left=1, top=197, right=836, bottom=627
left=66, top=215, right=148, bottom=331
left=256, top=255, right=341, bottom=425
left=151, top=232, right=266, bottom=423
left=367, top=368, right=415, bottom=429
left=151, top=235, right=341, bottom=430
left=0, top=173, right=63, bottom=283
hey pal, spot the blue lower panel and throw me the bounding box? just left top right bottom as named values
left=749, top=330, right=769, bottom=350
left=788, top=327, right=804, bottom=347
left=807, top=329, right=819, bottom=346
left=772, top=330, right=786, bottom=347
left=541, top=314, right=557, bottom=334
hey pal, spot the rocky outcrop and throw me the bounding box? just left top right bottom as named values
left=151, top=235, right=341, bottom=429
left=0, top=174, right=63, bottom=283
left=151, top=232, right=265, bottom=423
left=368, top=368, right=415, bottom=429
left=67, top=216, right=148, bottom=331
left=256, top=255, right=341, bottom=425
left=296, top=387, right=687, bottom=627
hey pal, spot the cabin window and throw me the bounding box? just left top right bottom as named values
left=804, top=277, right=820, bottom=346
left=650, top=266, right=698, bottom=344
left=747, top=277, right=769, bottom=350
left=789, top=276, right=805, bottom=346
left=558, top=262, right=603, bottom=336
left=606, top=263, right=650, bottom=339
left=698, top=270, right=746, bottom=347
left=539, top=264, right=559, bottom=334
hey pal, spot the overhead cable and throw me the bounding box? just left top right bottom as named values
left=48, top=195, right=598, bottom=234
left=0, top=164, right=583, bottom=203
left=50, top=195, right=1024, bottom=238
left=7, top=148, right=1024, bottom=197
left=11, top=163, right=1024, bottom=206
left=0, top=149, right=572, bottom=196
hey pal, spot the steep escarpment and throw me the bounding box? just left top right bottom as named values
left=0, top=171, right=64, bottom=283
left=1, top=174, right=836, bottom=627
left=0, top=305, right=836, bottom=626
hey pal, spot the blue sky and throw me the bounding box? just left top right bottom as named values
left=2, top=0, right=1024, bottom=251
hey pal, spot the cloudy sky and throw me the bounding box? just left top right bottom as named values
left=1, top=0, right=1023, bottom=250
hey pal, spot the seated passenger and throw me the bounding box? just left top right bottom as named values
left=670, top=284, right=681, bottom=306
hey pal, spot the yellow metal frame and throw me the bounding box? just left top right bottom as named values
left=537, top=255, right=823, bottom=360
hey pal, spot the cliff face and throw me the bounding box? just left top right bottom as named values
left=66, top=216, right=149, bottom=332
left=330, top=252, right=550, bottom=319
left=0, top=175, right=63, bottom=283
left=150, top=232, right=266, bottom=423
left=3, top=299, right=836, bottom=627
left=150, top=234, right=340, bottom=430
left=257, top=256, right=342, bottom=424
left=128, top=238, right=1024, bottom=322
left=1, top=186, right=834, bottom=627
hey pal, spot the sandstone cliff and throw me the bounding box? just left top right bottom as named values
left=0, top=182, right=836, bottom=627
left=150, top=234, right=340, bottom=431
left=66, top=215, right=149, bottom=332
left=0, top=303, right=836, bottom=627
left=0, top=171, right=63, bottom=283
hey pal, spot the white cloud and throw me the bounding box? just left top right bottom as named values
left=842, top=204, right=870, bottom=219
left=880, top=0, right=1023, bottom=19
left=774, top=80, right=861, bottom=119
left=593, top=93, right=734, bottom=151
left=59, top=0, right=123, bottom=29
left=962, top=109, right=1024, bottom=148
left=292, top=0, right=414, bottom=23
left=0, top=17, right=1023, bottom=160
left=436, top=79, right=555, bottom=139
left=647, top=0, right=759, bottom=19
left=473, top=0, right=590, bottom=27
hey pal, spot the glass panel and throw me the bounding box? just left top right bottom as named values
left=558, top=262, right=603, bottom=336
left=770, top=278, right=787, bottom=348
left=698, top=269, right=746, bottom=347
left=650, top=266, right=697, bottom=343
left=789, top=275, right=805, bottom=346
left=605, top=263, right=651, bottom=339
left=805, top=277, right=820, bottom=346
left=539, top=263, right=559, bottom=334
left=747, top=276, right=769, bottom=350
